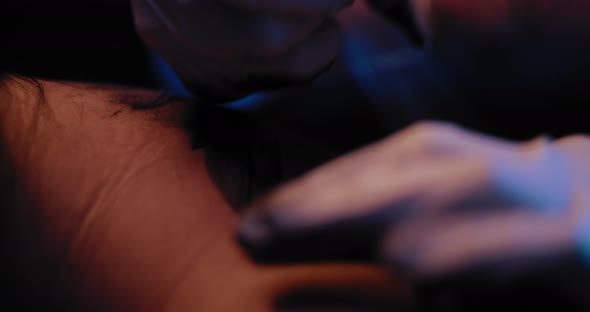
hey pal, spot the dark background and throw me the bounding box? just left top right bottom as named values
left=0, top=0, right=157, bottom=87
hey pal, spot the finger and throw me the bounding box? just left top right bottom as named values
left=250, top=126, right=564, bottom=228
left=383, top=211, right=576, bottom=278
left=237, top=123, right=556, bottom=264
left=224, top=0, right=355, bottom=16
left=238, top=136, right=572, bottom=264
left=240, top=122, right=508, bottom=231
left=238, top=154, right=491, bottom=263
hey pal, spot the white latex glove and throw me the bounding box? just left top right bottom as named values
left=239, top=121, right=590, bottom=277
left=131, top=0, right=354, bottom=100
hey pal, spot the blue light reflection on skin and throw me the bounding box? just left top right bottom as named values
left=149, top=51, right=270, bottom=109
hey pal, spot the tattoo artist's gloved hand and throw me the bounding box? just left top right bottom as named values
left=238, top=121, right=590, bottom=278
left=130, top=0, right=353, bottom=100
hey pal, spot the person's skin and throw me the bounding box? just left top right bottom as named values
left=0, top=76, right=405, bottom=311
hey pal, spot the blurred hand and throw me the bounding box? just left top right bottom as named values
left=131, top=0, right=353, bottom=100
left=239, top=121, right=590, bottom=277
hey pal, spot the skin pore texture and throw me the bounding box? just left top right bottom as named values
left=0, top=76, right=404, bottom=312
